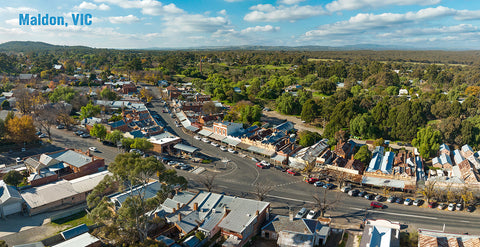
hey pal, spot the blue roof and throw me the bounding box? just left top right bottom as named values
left=274, top=121, right=294, bottom=133
left=439, top=143, right=450, bottom=152
left=61, top=224, right=89, bottom=240
left=128, top=130, right=144, bottom=138
left=453, top=150, right=464, bottom=165
left=380, top=151, right=394, bottom=174
left=183, top=235, right=201, bottom=247
left=367, top=152, right=383, bottom=172
left=109, top=120, right=126, bottom=128
left=156, top=235, right=176, bottom=246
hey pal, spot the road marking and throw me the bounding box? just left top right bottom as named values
left=350, top=207, right=438, bottom=220
left=460, top=220, right=470, bottom=223
left=266, top=194, right=314, bottom=204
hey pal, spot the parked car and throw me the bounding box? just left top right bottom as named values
left=323, top=183, right=335, bottom=189
left=15, top=157, right=22, bottom=163
left=413, top=199, right=424, bottom=206
left=210, top=142, right=219, bottom=147
left=220, top=146, right=227, bottom=151
left=467, top=205, right=476, bottom=212
left=375, top=195, right=384, bottom=201
left=358, top=191, right=368, bottom=197
left=306, top=210, right=317, bottom=219
left=179, top=164, right=191, bottom=170
left=74, top=130, right=84, bottom=136
left=201, top=138, right=210, bottom=143
left=341, top=186, right=351, bottom=193
left=371, top=201, right=384, bottom=209
left=428, top=201, right=437, bottom=208
left=194, top=135, right=201, bottom=140
left=314, top=181, right=325, bottom=187
left=167, top=161, right=177, bottom=166
left=256, top=163, right=266, bottom=169
left=387, top=196, right=397, bottom=203
left=305, top=177, right=319, bottom=184
left=286, top=169, right=299, bottom=176
left=129, top=149, right=144, bottom=155
left=364, top=194, right=375, bottom=200
left=102, top=140, right=115, bottom=146
left=295, top=208, right=308, bottom=218
left=81, top=133, right=90, bottom=138
left=456, top=203, right=463, bottom=211
left=448, top=203, right=455, bottom=211
left=274, top=165, right=286, bottom=172
left=56, top=125, right=65, bottom=129
left=260, top=160, right=271, bottom=167
left=88, top=147, right=97, bottom=152
left=404, top=198, right=413, bottom=206
left=39, top=133, right=47, bottom=138
left=227, top=148, right=236, bottom=153
left=251, top=157, right=259, bottom=162
left=437, top=203, right=447, bottom=210
left=395, top=198, right=404, bottom=204
left=348, top=189, right=360, bottom=196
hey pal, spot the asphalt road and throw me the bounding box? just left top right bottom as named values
left=146, top=86, right=480, bottom=234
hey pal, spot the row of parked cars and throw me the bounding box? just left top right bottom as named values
left=295, top=207, right=320, bottom=220
left=193, top=136, right=237, bottom=153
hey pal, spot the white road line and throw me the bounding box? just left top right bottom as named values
left=250, top=163, right=260, bottom=185
left=460, top=220, right=470, bottom=223
left=350, top=207, right=438, bottom=220
left=267, top=194, right=314, bottom=204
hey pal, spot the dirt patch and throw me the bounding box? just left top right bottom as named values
left=262, top=111, right=323, bottom=134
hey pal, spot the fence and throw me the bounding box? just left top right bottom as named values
left=49, top=205, right=87, bottom=222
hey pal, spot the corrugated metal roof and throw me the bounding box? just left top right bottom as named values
left=70, top=171, right=110, bottom=193
left=53, top=232, right=99, bottom=247
left=199, top=212, right=225, bottom=232
left=0, top=180, right=22, bottom=203
left=61, top=224, right=89, bottom=240
left=209, top=133, right=226, bottom=141
left=362, top=176, right=405, bottom=189
left=217, top=197, right=269, bottom=233
left=174, top=144, right=199, bottom=153
left=49, top=150, right=93, bottom=168
left=110, top=181, right=161, bottom=206
left=198, top=129, right=212, bottom=137
left=186, top=125, right=199, bottom=132
left=222, top=137, right=241, bottom=146
left=21, top=180, right=78, bottom=209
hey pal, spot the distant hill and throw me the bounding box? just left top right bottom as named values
left=0, top=41, right=92, bottom=52
left=143, top=44, right=420, bottom=51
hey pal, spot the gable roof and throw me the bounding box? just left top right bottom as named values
left=0, top=181, right=22, bottom=204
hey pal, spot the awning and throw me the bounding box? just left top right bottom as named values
left=236, top=142, right=250, bottom=150
left=271, top=155, right=287, bottom=162
left=209, top=133, right=226, bottom=141
left=247, top=146, right=275, bottom=157
left=222, top=137, right=241, bottom=146
left=361, top=176, right=405, bottom=189
left=175, top=112, right=187, bottom=122
left=198, top=129, right=212, bottom=137
left=185, top=125, right=199, bottom=132
left=174, top=144, right=199, bottom=153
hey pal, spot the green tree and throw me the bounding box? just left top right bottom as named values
left=49, top=86, right=77, bottom=103
left=90, top=123, right=107, bottom=140
left=354, top=145, right=372, bottom=165
left=100, top=88, right=118, bottom=101
left=87, top=153, right=187, bottom=245
left=298, top=130, right=322, bottom=147
left=1, top=100, right=9, bottom=110
left=412, top=126, right=441, bottom=159
left=131, top=138, right=153, bottom=152
left=350, top=113, right=376, bottom=139
left=3, top=170, right=23, bottom=187
left=121, top=138, right=135, bottom=151
left=80, top=103, right=101, bottom=119
left=239, top=105, right=262, bottom=124
left=106, top=130, right=123, bottom=144
left=276, top=93, right=300, bottom=115
left=301, top=99, right=317, bottom=123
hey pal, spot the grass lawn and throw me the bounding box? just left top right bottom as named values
left=51, top=211, right=93, bottom=227
left=312, top=91, right=329, bottom=99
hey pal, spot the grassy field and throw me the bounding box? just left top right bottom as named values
left=51, top=211, right=93, bottom=227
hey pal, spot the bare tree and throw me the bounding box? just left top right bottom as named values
left=199, top=173, right=217, bottom=192
left=55, top=102, right=75, bottom=129
left=460, top=185, right=474, bottom=207
left=418, top=181, right=436, bottom=204
left=312, top=189, right=341, bottom=217
left=328, top=169, right=348, bottom=188
left=252, top=182, right=273, bottom=201
left=34, top=104, right=58, bottom=140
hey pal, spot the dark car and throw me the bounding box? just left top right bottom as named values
left=74, top=130, right=84, bottom=136
left=358, top=191, right=368, bottom=197
left=348, top=189, right=360, bottom=196
left=428, top=201, right=437, bottom=208
left=467, top=205, right=476, bottom=212
left=274, top=165, right=286, bottom=172
left=395, top=198, right=404, bottom=204
left=102, top=140, right=115, bottom=146
left=323, top=183, right=334, bottom=189
left=364, top=194, right=375, bottom=200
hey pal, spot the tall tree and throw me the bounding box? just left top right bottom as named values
left=300, top=99, right=317, bottom=123
left=106, top=130, right=123, bottom=144
left=87, top=153, right=187, bottom=245
left=131, top=138, right=153, bottom=152
left=412, top=126, right=441, bottom=159
left=90, top=123, right=107, bottom=140
left=80, top=103, right=101, bottom=119
left=3, top=170, right=23, bottom=187
left=6, top=115, right=37, bottom=145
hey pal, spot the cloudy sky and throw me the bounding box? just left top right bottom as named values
left=1, top=0, right=480, bottom=49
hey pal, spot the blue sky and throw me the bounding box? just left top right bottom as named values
left=1, top=0, right=480, bottom=49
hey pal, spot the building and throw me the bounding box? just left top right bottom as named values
left=148, top=132, right=182, bottom=154
left=159, top=190, right=270, bottom=246
left=166, top=85, right=181, bottom=100
left=24, top=149, right=105, bottom=187
left=21, top=171, right=110, bottom=215
left=366, top=149, right=394, bottom=175
left=418, top=228, right=480, bottom=247
left=0, top=181, right=24, bottom=218
left=261, top=215, right=331, bottom=246
left=359, top=219, right=400, bottom=247
left=213, top=121, right=243, bottom=137
left=289, top=140, right=328, bottom=170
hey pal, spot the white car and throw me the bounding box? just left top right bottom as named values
left=194, top=136, right=201, bottom=140
left=39, top=133, right=48, bottom=138
left=88, top=147, right=97, bottom=152
left=228, top=148, right=236, bottom=153
left=306, top=210, right=317, bottom=219
left=260, top=160, right=271, bottom=167
left=168, top=161, right=177, bottom=165
left=201, top=138, right=210, bottom=143
left=251, top=157, right=259, bottom=162
left=295, top=208, right=308, bottom=218
left=448, top=203, right=455, bottom=211
left=211, top=142, right=219, bottom=147
left=220, top=146, right=227, bottom=151
left=15, top=157, right=23, bottom=163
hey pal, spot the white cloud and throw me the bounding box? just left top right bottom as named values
left=0, top=7, right=38, bottom=13
left=244, top=4, right=325, bottom=22
left=5, top=19, right=18, bottom=26
left=305, top=6, right=458, bottom=37
left=94, top=0, right=183, bottom=16
left=326, top=0, right=441, bottom=12
left=74, top=1, right=110, bottom=10
left=218, top=9, right=227, bottom=15
left=108, top=14, right=140, bottom=24
left=241, top=25, right=280, bottom=33
left=224, top=0, right=244, bottom=2
left=278, top=0, right=305, bottom=5
left=162, top=14, right=229, bottom=33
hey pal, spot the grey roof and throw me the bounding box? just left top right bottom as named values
left=453, top=149, right=465, bottom=165
left=198, top=129, right=212, bottom=137
left=185, top=125, right=199, bottom=132
left=174, top=144, right=198, bottom=153
left=156, top=235, right=176, bottom=246
left=222, top=137, right=241, bottom=146
left=217, top=196, right=269, bottom=234
left=110, top=181, right=161, bottom=206
left=277, top=231, right=314, bottom=247
left=261, top=216, right=324, bottom=234
left=70, top=171, right=110, bottom=193
left=49, top=150, right=93, bottom=168
left=247, top=146, right=275, bottom=157
left=13, top=242, right=45, bottom=247
left=61, top=224, right=89, bottom=240
left=0, top=181, right=22, bottom=204
left=209, top=133, right=226, bottom=141
left=53, top=232, right=99, bottom=247
left=172, top=191, right=197, bottom=204
left=362, top=176, right=405, bottom=189
left=176, top=211, right=201, bottom=233
left=199, top=211, right=225, bottom=232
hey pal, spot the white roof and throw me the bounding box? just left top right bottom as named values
left=53, top=233, right=99, bottom=247
left=70, top=170, right=110, bottom=193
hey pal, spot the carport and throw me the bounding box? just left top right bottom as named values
left=174, top=144, right=199, bottom=155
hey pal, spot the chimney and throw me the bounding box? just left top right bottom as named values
left=172, top=208, right=176, bottom=213
left=255, top=210, right=259, bottom=216
left=351, top=154, right=354, bottom=161
left=177, top=203, right=180, bottom=210
left=178, top=213, right=182, bottom=222
left=193, top=202, right=198, bottom=211
left=86, top=149, right=91, bottom=156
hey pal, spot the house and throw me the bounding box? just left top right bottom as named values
left=261, top=215, right=331, bottom=246
left=439, top=143, right=451, bottom=156
left=432, top=153, right=453, bottom=172
left=0, top=181, right=24, bottom=218
left=418, top=228, right=480, bottom=247
left=213, top=121, right=243, bottom=137
left=53, top=224, right=101, bottom=247
left=334, top=140, right=355, bottom=159
left=110, top=181, right=161, bottom=209
left=160, top=191, right=270, bottom=246
left=166, top=85, right=182, bottom=99
left=289, top=140, right=329, bottom=170
left=24, top=149, right=105, bottom=187
left=21, top=171, right=110, bottom=215
left=122, top=82, right=137, bottom=94
left=53, top=64, right=63, bottom=70
left=107, top=120, right=130, bottom=132
left=366, top=148, right=394, bottom=175
left=359, top=219, right=400, bottom=247
left=148, top=132, right=182, bottom=154
left=453, top=149, right=465, bottom=166
left=461, top=144, right=475, bottom=158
